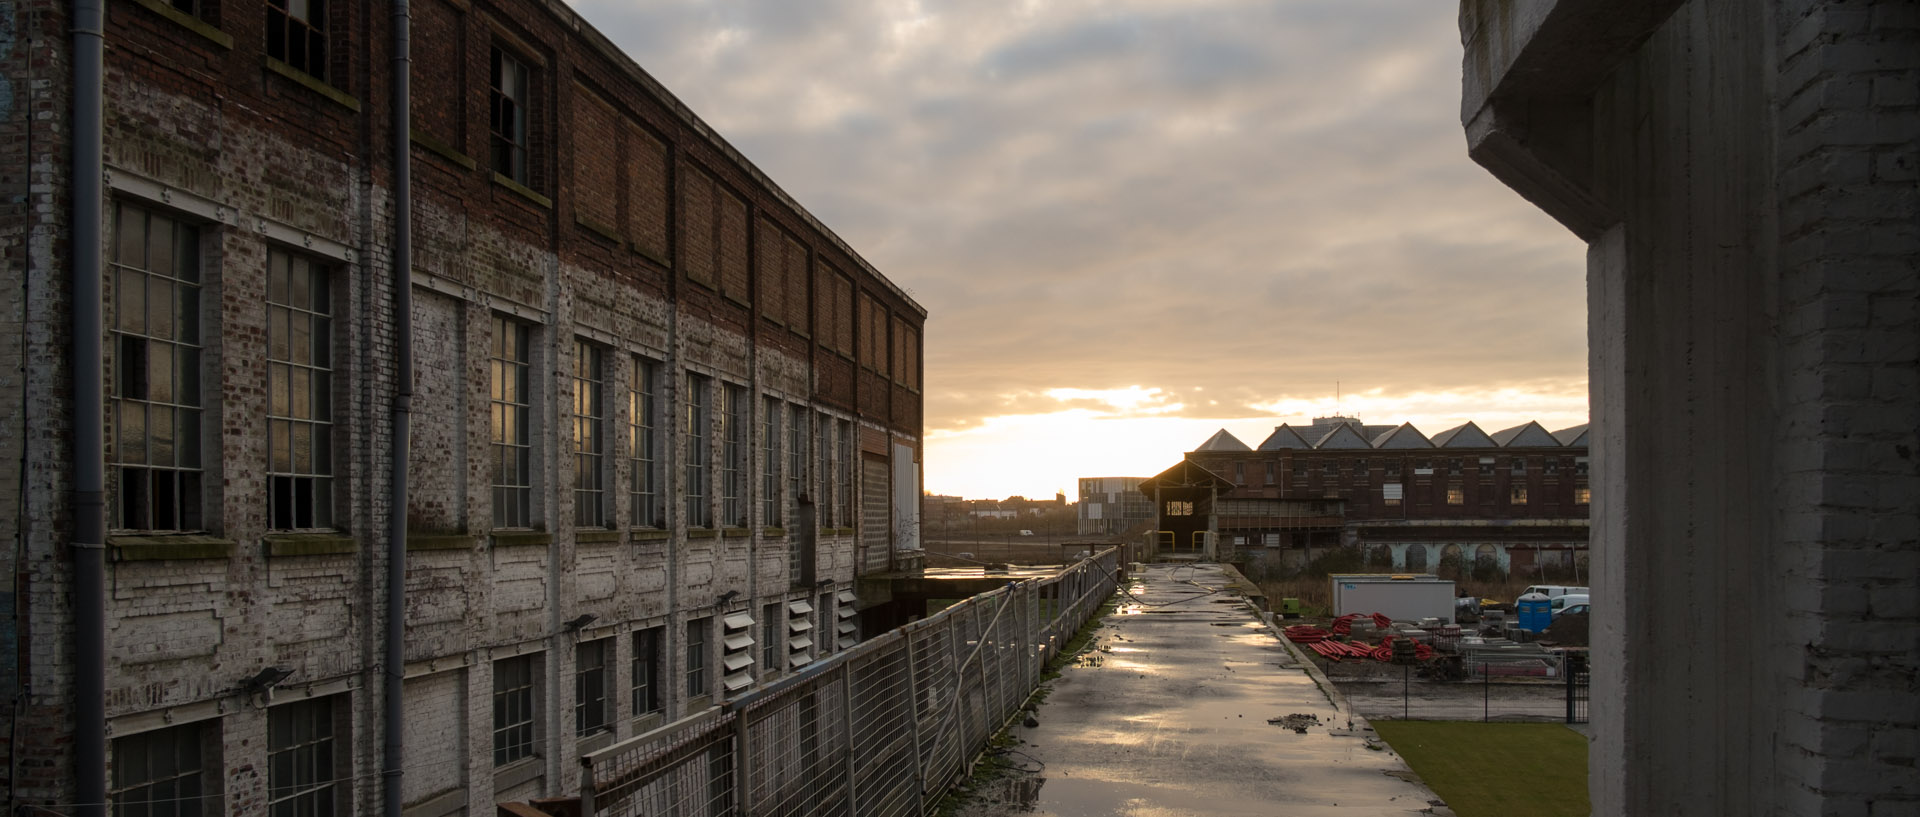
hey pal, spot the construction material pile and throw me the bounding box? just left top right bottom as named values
left=1282, top=614, right=1437, bottom=663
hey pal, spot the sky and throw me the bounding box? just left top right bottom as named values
left=570, top=0, right=1591, bottom=500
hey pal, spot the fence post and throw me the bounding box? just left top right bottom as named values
left=734, top=709, right=752, bottom=816
left=1483, top=661, right=1490, bottom=723
left=840, top=662, right=860, bottom=814
left=902, top=630, right=929, bottom=807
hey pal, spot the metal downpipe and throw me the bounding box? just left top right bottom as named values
left=70, top=0, right=109, bottom=809
left=384, top=0, right=414, bottom=810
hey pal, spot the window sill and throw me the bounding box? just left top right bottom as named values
left=402, top=788, right=467, bottom=817
left=491, top=531, right=554, bottom=548
left=574, top=214, right=622, bottom=245
left=576, top=729, right=615, bottom=755
left=822, top=527, right=854, bottom=536
left=408, top=533, right=478, bottom=551
left=761, top=526, right=786, bottom=537
left=493, top=755, right=542, bottom=792
left=410, top=128, right=477, bottom=170
left=721, top=527, right=752, bottom=539
left=576, top=529, right=622, bottom=544
left=629, top=528, right=670, bottom=542
left=129, top=0, right=234, bottom=48
left=264, top=57, right=362, bottom=112
left=634, top=243, right=671, bottom=268
left=491, top=172, right=553, bottom=209
left=630, top=711, right=665, bottom=733
left=264, top=532, right=356, bottom=557
left=687, top=529, right=718, bottom=540
left=109, top=534, right=236, bottom=561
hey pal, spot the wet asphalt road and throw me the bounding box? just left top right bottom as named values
left=973, top=562, right=1451, bottom=816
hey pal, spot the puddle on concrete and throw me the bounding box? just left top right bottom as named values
left=985, top=775, right=1046, bottom=811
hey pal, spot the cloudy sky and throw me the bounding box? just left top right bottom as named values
left=572, top=0, right=1591, bottom=499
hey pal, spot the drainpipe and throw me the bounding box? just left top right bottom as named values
left=384, top=0, right=414, bottom=812
left=71, top=0, right=108, bottom=810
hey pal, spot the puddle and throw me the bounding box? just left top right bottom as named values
left=990, top=775, right=1046, bottom=810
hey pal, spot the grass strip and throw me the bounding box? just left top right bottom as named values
left=1371, top=721, right=1589, bottom=817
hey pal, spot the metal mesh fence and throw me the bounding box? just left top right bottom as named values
left=582, top=548, right=1120, bottom=817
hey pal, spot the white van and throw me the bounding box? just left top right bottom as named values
left=1550, top=593, right=1590, bottom=614
left=1523, top=585, right=1589, bottom=599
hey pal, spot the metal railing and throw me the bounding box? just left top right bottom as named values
left=582, top=548, right=1120, bottom=817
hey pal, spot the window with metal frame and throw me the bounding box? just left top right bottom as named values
left=761, top=603, right=781, bottom=677
left=786, top=404, right=807, bottom=527
left=110, top=203, right=205, bottom=532
left=266, top=0, right=327, bottom=79
left=632, top=626, right=662, bottom=716
left=685, top=374, right=711, bottom=528
left=629, top=357, right=661, bottom=527
left=573, top=341, right=607, bottom=528
left=490, top=46, right=531, bottom=185
left=267, top=696, right=343, bottom=816
left=267, top=249, right=334, bottom=531
left=490, top=317, right=533, bottom=528
left=575, top=637, right=611, bottom=736
left=761, top=395, right=780, bottom=527
left=685, top=617, right=710, bottom=699
left=492, top=654, right=539, bottom=766
left=720, top=383, right=747, bottom=527
left=112, top=722, right=215, bottom=816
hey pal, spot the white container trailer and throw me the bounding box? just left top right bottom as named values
left=1329, top=574, right=1457, bottom=624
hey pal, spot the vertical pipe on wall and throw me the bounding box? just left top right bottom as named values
left=385, top=0, right=414, bottom=810
left=70, top=0, right=108, bottom=809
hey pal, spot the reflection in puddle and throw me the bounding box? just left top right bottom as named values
left=994, top=776, right=1046, bottom=811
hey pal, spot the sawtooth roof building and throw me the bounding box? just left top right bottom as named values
left=1142, top=417, right=1590, bottom=575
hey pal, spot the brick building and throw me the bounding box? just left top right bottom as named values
left=1076, top=477, right=1153, bottom=536
left=1459, top=1, right=1917, bottom=813
left=2, top=0, right=924, bottom=811
left=1141, top=417, right=1590, bottom=572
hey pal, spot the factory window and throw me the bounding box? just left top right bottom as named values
left=266, top=0, right=328, bottom=80
left=1323, top=462, right=1339, bottom=476
left=1575, top=456, right=1590, bottom=476
left=1353, top=458, right=1369, bottom=474
left=1233, top=461, right=1244, bottom=483
left=720, top=383, right=747, bottom=527
left=1447, top=486, right=1464, bottom=505
left=575, top=638, right=611, bottom=737
left=110, top=203, right=206, bottom=533
left=686, top=617, right=711, bottom=699
left=787, top=405, right=808, bottom=529
left=1509, top=486, right=1529, bottom=505
left=266, top=248, right=335, bottom=531
left=112, top=722, right=218, bottom=816
left=268, top=696, right=346, bottom=816
left=632, top=626, right=663, bottom=716
left=1265, top=462, right=1276, bottom=485
left=1575, top=486, right=1591, bottom=505
left=762, top=602, right=782, bottom=677
left=685, top=374, right=712, bottom=529
left=1511, top=458, right=1528, bottom=476
left=490, top=46, right=533, bottom=186
left=629, top=357, right=662, bottom=527
left=762, top=396, right=781, bottom=527
left=1448, top=458, right=1463, bottom=475
left=1165, top=501, right=1193, bottom=516
left=490, top=316, right=534, bottom=528
left=1545, top=458, right=1561, bottom=475
left=492, top=653, right=541, bottom=767
left=573, top=341, right=608, bottom=528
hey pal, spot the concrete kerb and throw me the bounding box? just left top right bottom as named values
left=1213, top=563, right=1358, bottom=717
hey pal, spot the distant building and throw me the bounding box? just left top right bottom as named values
left=1141, top=418, right=1590, bottom=573
left=1078, top=477, right=1153, bottom=536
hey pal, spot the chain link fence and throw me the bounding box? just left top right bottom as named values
left=581, top=548, right=1121, bottom=817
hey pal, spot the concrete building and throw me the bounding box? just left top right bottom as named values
left=1, top=0, right=925, bottom=810
left=1142, top=418, right=1589, bottom=573
left=1459, top=2, right=1917, bottom=814
left=1077, top=477, right=1153, bottom=536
